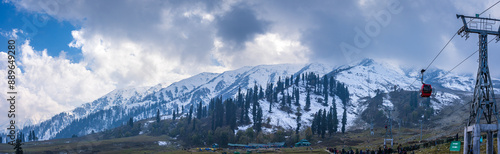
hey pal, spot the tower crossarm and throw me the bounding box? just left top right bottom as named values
left=457, top=14, right=500, bottom=36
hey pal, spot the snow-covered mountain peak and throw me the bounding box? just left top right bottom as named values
left=18, top=60, right=496, bottom=141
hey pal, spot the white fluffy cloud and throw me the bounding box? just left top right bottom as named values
left=0, top=40, right=116, bottom=128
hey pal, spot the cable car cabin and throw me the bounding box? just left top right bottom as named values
left=420, top=84, right=432, bottom=97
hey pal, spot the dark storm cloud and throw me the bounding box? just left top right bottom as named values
left=216, top=5, right=269, bottom=49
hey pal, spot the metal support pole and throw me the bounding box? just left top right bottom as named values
left=464, top=128, right=469, bottom=154
left=497, top=131, right=500, bottom=154
left=487, top=131, right=493, bottom=154
left=473, top=124, right=480, bottom=154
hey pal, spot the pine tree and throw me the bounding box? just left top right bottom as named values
left=329, top=76, right=335, bottom=96
left=173, top=108, right=177, bottom=121
left=0, top=136, right=2, bottom=143
left=33, top=130, right=36, bottom=141
left=197, top=101, right=202, bottom=119
left=294, top=88, right=300, bottom=106
left=202, top=106, right=207, bottom=118
left=28, top=131, right=32, bottom=142
left=187, top=105, right=193, bottom=124
left=287, top=93, right=292, bottom=107
left=311, top=113, right=317, bottom=135
left=156, top=109, right=161, bottom=123
left=269, top=99, right=273, bottom=113
left=305, top=88, right=311, bottom=111
left=238, top=87, right=243, bottom=107
left=327, top=107, right=334, bottom=137
left=295, top=74, right=300, bottom=86
left=342, top=107, right=347, bottom=133
left=295, top=107, right=302, bottom=134
left=188, top=105, right=193, bottom=124
left=321, top=109, right=327, bottom=138
left=316, top=110, right=322, bottom=136
left=215, top=97, right=224, bottom=128
left=332, top=98, right=338, bottom=133
left=254, top=106, right=263, bottom=132
left=225, top=99, right=237, bottom=130
left=323, top=76, right=329, bottom=106
left=14, top=139, right=23, bottom=154
left=259, top=86, right=264, bottom=99
left=252, top=94, right=258, bottom=123
left=129, top=117, right=134, bottom=127
left=192, top=118, right=196, bottom=131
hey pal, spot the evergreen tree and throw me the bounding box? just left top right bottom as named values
left=215, top=97, right=224, bottom=128
left=197, top=101, right=203, bottom=119
left=173, top=108, right=177, bottom=121
left=192, top=118, right=196, bottom=131
left=238, top=87, right=243, bottom=107
left=321, top=109, right=327, bottom=138
left=323, top=76, right=329, bottom=106
left=0, top=136, right=2, bottom=143
left=342, top=107, right=347, bottom=133
left=329, top=76, right=335, bottom=95
left=32, top=130, right=36, bottom=141
left=188, top=105, right=193, bottom=124
left=259, top=86, right=264, bottom=99
left=285, top=77, right=290, bottom=87
left=129, top=117, right=134, bottom=127
left=252, top=93, right=258, bottom=123
left=14, top=139, right=23, bottom=154
left=311, top=113, right=317, bottom=135
left=225, top=99, right=237, bottom=130
left=281, top=92, right=286, bottom=107
left=316, top=109, right=322, bottom=136
left=327, top=107, right=334, bottom=137
left=156, top=109, right=161, bottom=123
left=28, top=131, right=32, bottom=141
left=244, top=90, right=251, bottom=123
left=256, top=106, right=263, bottom=132
left=295, top=73, right=300, bottom=86
left=305, top=88, right=311, bottom=111
left=269, top=99, right=273, bottom=113
left=294, top=88, right=300, bottom=106
left=295, top=106, right=302, bottom=134
left=202, top=106, right=207, bottom=118
left=287, top=92, right=292, bottom=107
left=332, top=98, right=338, bottom=133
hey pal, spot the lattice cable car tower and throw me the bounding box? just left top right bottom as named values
left=457, top=14, right=500, bottom=154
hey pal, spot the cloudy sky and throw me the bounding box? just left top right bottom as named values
left=1, top=0, right=500, bottom=126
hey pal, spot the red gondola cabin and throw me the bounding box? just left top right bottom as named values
left=420, top=84, right=432, bottom=97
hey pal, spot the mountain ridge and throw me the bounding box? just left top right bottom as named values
left=7, top=58, right=499, bottom=141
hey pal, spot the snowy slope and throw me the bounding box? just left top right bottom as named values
left=15, top=58, right=499, bottom=140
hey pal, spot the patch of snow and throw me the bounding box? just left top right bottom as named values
left=158, top=141, right=168, bottom=146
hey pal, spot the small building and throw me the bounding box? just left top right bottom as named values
left=295, top=139, right=311, bottom=147
left=228, top=143, right=248, bottom=149
left=268, top=142, right=285, bottom=148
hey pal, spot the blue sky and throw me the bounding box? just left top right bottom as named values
left=0, top=2, right=81, bottom=62
left=1, top=0, right=500, bottom=126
